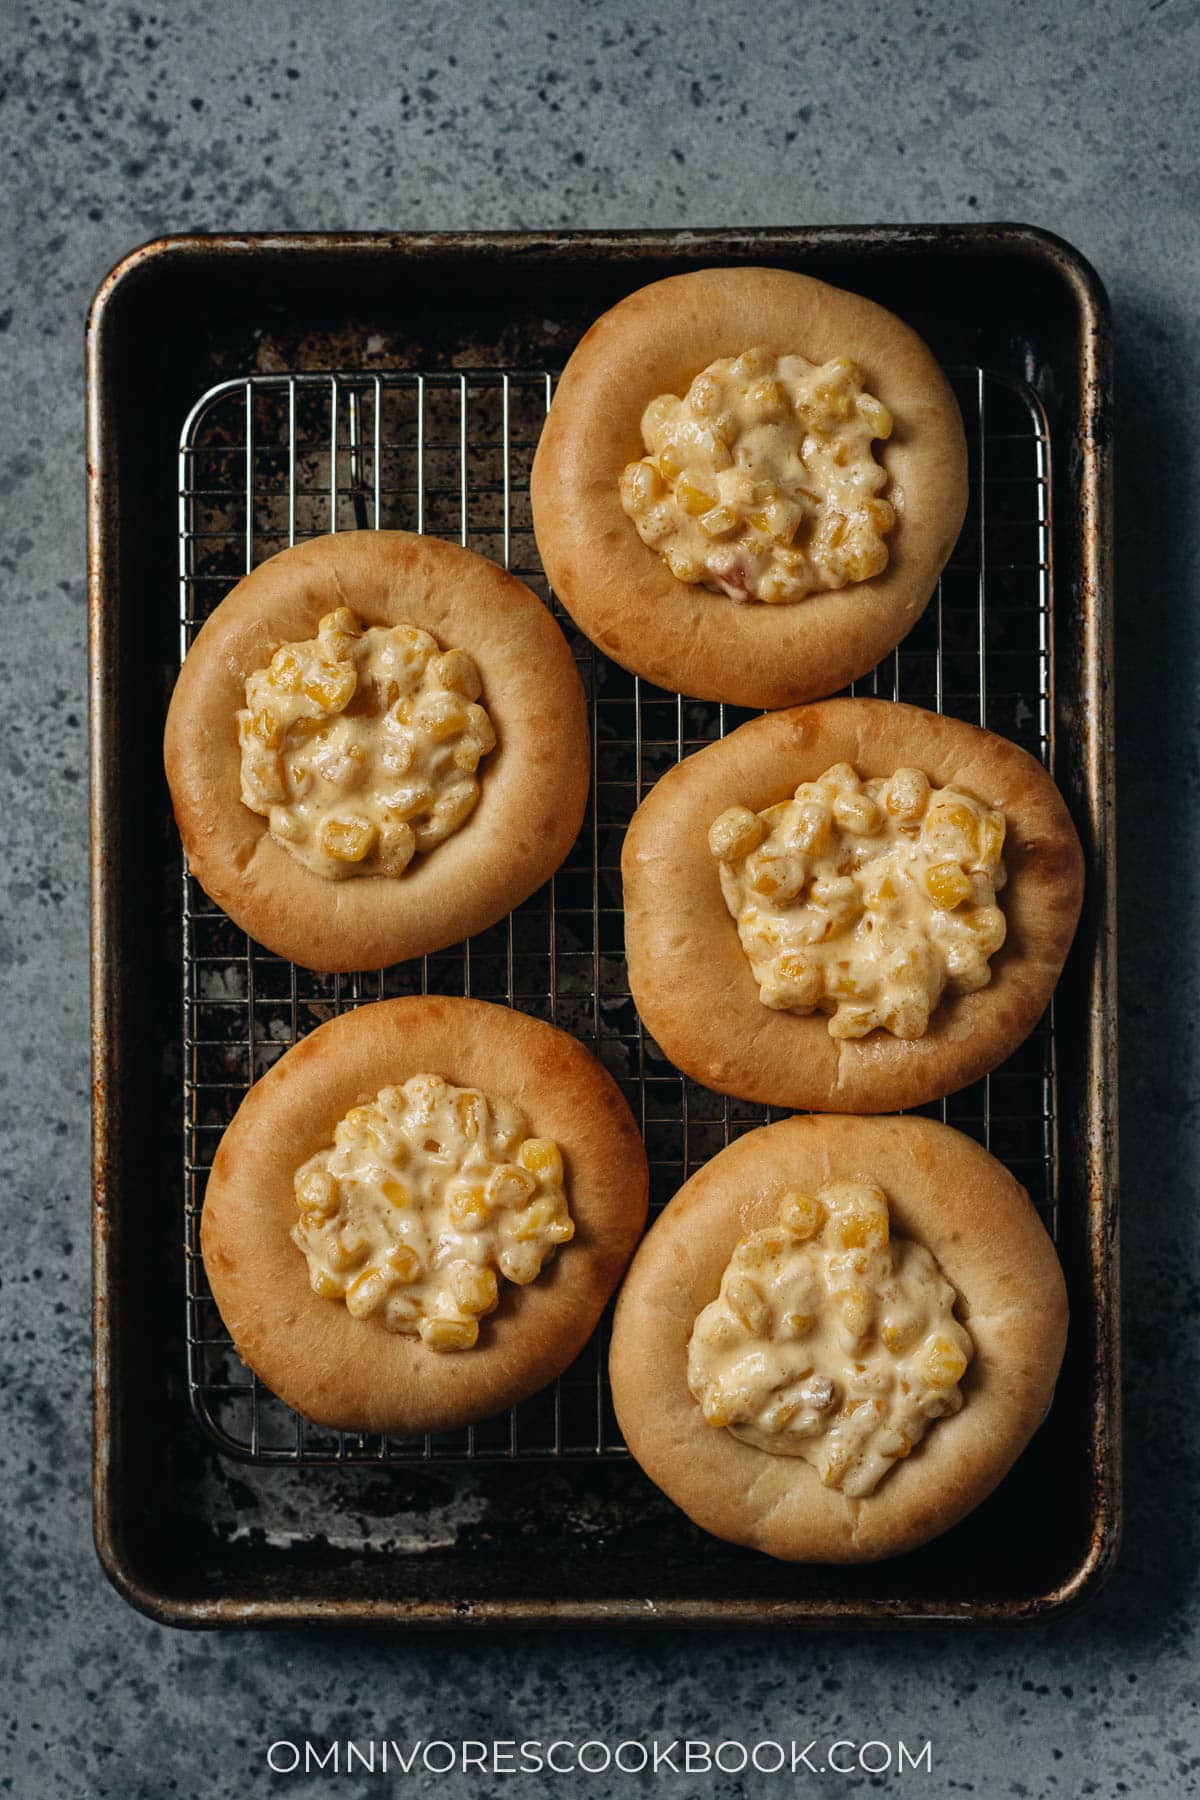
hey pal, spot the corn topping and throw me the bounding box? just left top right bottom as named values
left=619, top=349, right=895, bottom=605
left=687, top=1179, right=973, bottom=1495
left=291, top=1073, right=574, bottom=1351
left=237, top=609, right=497, bottom=880
left=709, top=762, right=1007, bottom=1039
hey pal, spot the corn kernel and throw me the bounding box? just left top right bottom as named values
left=421, top=1315, right=479, bottom=1352
left=268, top=802, right=304, bottom=840
left=922, top=1334, right=969, bottom=1388
left=344, top=1103, right=387, bottom=1142
left=518, top=1138, right=564, bottom=1182
left=789, top=801, right=832, bottom=855
left=687, top=371, right=722, bottom=414
left=377, top=821, right=416, bottom=877
left=318, top=607, right=361, bottom=640
left=380, top=1178, right=410, bottom=1209
left=267, top=646, right=304, bottom=694
left=427, top=782, right=478, bottom=837
left=831, top=1195, right=890, bottom=1252
left=677, top=475, right=718, bottom=516
left=664, top=546, right=704, bottom=582
left=499, top=1243, right=544, bottom=1285
left=320, top=816, right=376, bottom=863
left=385, top=1243, right=422, bottom=1282
left=708, top=805, right=766, bottom=863
left=857, top=394, right=893, bottom=439
left=310, top=1269, right=344, bottom=1301
left=301, top=662, right=357, bottom=713
left=432, top=647, right=482, bottom=702
left=696, top=503, right=739, bottom=539
left=453, top=1091, right=484, bottom=1139
left=447, top=1184, right=491, bottom=1232
left=726, top=1274, right=770, bottom=1336
left=779, top=1190, right=827, bottom=1239
left=463, top=702, right=497, bottom=753
left=484, top=1164, right=537, bottom=1211
left=819, top=1443, right=853, bottom=1489
left=748, top=861, right=784, bottom=897
left=749, top=378, right=789, bottom=418
left=453, top=1264, right=499, bottom=1316
left=732, top=346, right=769, bottom=379
left=327, top=1229, right=369, bottom=1273
left=744, top=1228, right=792, bottom=1262
left=621, top=460, right=662, bottom=512
left=978, top=813, right=1006, bottom=867
left=838, top=1286, right=873, bottom=1339
left=965, top=905, right=1006, bottom=955
left=383, top=780, right=433, bottom=822
left=925, top=861, right=972, bottom=910
left=776, top=955, right=822, bottom=1005
left=244, top=745, right=287, bottom=802
left=866, top=874, right=897, bottom=905
left=345, top=1267, right=393, bottom=1318
left=885, top=768, right=931, bottom=820
left=881, top=1315, right=921, bottom=1353
left=927, top=799, right=980, bottom=859
left=390, top=623, right=434, bottom=671
left=296, top=1167, right=339, bottom=1217
left=248, top=707, right=283, bottom=749
left=833, top=791, right=882, bottom=836
left=511, top=1196, right=559, bottom=1241
left=420, top=696, right=467, bottom=742
left=658, top=443, right=685, bottom=483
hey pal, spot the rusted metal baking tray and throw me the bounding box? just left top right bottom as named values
left=88, top=226, right=1117, bottom=1627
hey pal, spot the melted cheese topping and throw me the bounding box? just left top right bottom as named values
left=688, top=1180, right=973, bottom=1496
left=619, top=348, right=895, bottom=604
left=291, top=1074, right=574, bottom=1352
left=709, top=762, right=1007, bottom=1039
left=237, top=608, right=497, bottom=880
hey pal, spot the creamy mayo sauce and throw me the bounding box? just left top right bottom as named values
left=709, top=762, right=1007, bottom=1038
left=687, top=1180, right=973, bottom=1496
left=237, top=609, right=496, bottom=879
left=620, top=348, right=894, bottom=603
left=292, top=1073, right=573, bottom=1351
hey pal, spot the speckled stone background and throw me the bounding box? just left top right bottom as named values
left=3, top=0, right=1196, bottom=1794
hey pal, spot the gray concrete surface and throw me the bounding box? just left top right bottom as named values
left=2, top=0, right=1197, bottom=1793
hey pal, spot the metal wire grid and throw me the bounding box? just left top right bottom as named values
left=178, top=366, right=1055, bottom=1465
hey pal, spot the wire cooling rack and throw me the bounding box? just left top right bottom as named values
left=178, top=366, right=1055, bottom=1465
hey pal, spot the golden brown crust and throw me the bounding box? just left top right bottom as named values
left=609, top=1114, right=1067, bottom=1562
left=164, top=531, right=590, bottom=972
left=531, top=267, right=967, bottom=707
left=200, top=997, right=649, bottom=1435
left=623, top=698, right=1084, bottom=1112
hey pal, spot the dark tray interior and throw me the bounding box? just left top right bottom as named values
left=89, top=227, right=1117, bottom=1625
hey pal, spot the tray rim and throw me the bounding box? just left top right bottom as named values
left=88, top=221, right=1119, bottom=1629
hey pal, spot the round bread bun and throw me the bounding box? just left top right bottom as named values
left=201, top=997, right=649, bottom=1436
left=623, top=697, right=1084, bottom=1113
left=610, top=1113, right=1067, bottom=1563
left=164, top=530, right=589, bottom=972
left=530, top=266, right=967, bottom=707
